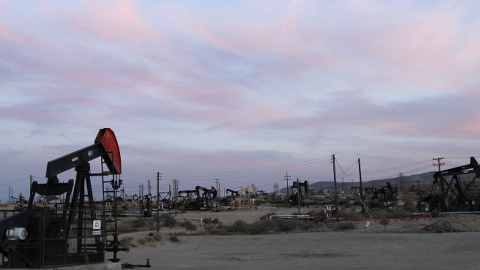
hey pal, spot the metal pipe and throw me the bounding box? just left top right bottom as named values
left=412, top=211, right=480, bottom=216
left=269, top=215, right=312, bottom=219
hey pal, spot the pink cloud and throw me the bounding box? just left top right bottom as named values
left=0, top=24, right=25, bottom=43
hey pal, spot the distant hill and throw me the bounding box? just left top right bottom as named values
left=280, top=171, right=440, bottom=192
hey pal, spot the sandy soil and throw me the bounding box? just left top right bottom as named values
left=118, top=232, right=480, bottom=270
left=113, top=206, right=480, bottom=269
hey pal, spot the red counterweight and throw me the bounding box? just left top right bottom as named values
left=95, top=128, right=122, bottom=174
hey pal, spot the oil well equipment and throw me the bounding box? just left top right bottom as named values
left=0, top=128, right=127, bottom=268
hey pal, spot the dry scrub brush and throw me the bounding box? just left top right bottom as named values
left=180, top=220, right=197, bottom=231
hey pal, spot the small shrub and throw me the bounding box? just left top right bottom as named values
left=353, top=200, right=362, bottom=206
left=277, top=219, right=303, bottom=233
left=370, top=209, right=389, bottom=219
left=338, top=199, right=349, bottom=205
left=341, top=210, right=363, bottom=219
left=250, top=219, right=280, bottom=234
left=301, top=222, right=323, bottom=232
left=388, top=209, right=410, bottom=218
left=181, top=221, right=197, bottom=231
left=145, top=236, right=155, bottom=242
left=229, top=220, right=250, bottom=233
left=379, top=218, right=390, bottom=226
left=431, top=210, right=440, bottom=218
left=403, top=201, right=416, bottom=213
left=334, top=222, right=356, bottom=231
left=137, top=238, right=147, bottom=245
left=153, top=233, right=162, bottom=241
left=212, top=218, right=219, bottom=224
left=132, top=217, right=146, bottom=228
left=119, top=236, right=134, bottom=248
left=114, top=207, right=125, bottom=217
left=161, top=213, right=176, bottom=227
left=203, top=217, right=214, bottom=225
left=169, top=234, right=179, bottom=242
left=117, top=223, right=133, bottom=233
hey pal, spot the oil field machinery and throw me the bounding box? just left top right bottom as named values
left=289, top=180, right=309, bottom=207
left=369, top=182, right=397, bottom=209
left=221, top=189, right=239, bottom=206
left=0, top=128, right=126, bottom=268
left=176, top=186, right=217, bottom=211
left=420, top=157, right=480, bottom=212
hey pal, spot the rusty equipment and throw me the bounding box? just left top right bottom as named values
left=0, top=128, right=126, bottom=268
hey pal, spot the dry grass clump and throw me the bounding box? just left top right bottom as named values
left=203, top=217, right=220, bottom=225
left=161, top=213, right=176, bottom=227
left=136, top=233, right=162, bottom=245
left=333, top=222, right=357, bottom=231
left=204, top=224, right=231, bottom=235
left=169, top=234, right=179, bottom=242
left=207, top=218, right=327, bottom=235
left=119, top=236, right=134, bottom=248
left=132, top=217, right=147, bottom=228
left=180, top=220, right=197, bottom=231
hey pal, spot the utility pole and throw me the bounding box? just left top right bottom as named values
left=156, top=172, right=160, bottom=233
left=332, top=154, right=338, bottom=204
left=173, top=179, right=178, bottom=213
left=284, top=171, right=291, bottom=197
left=214, top=179, right=220, bottom=197
left=395, top=175, right=399, bottom=192
left=297, top=178, right=301, bottom=213
left=358, top=158, right=364, bottom=213
left=398, top=173, right=403, bottom=194
left=307, top=179, right=310, bottom=197
left=168, top=183, right=172, bottom=209
left=273, top=183, right=279, bottom=194
left=433, top=157, right=445, bottom=211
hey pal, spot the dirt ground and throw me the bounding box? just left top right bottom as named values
left=114, top=206, right=480, bottom=269
left=119, top=232, right=480, bottom=270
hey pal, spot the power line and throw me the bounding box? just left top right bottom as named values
left=0, top=177, right=30, bottom=187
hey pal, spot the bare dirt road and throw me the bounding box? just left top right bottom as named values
left=119, top=231, right=480, bottom=270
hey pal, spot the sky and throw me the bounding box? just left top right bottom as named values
left=1, top=0, right=480, bottom=202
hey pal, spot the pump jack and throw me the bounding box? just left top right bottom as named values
left=0, top=128, right=127, bottom=268
left=422, top=157, right=480, bottom=212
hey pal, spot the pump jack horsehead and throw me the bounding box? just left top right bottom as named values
left=0, top=128, right=123, bottom=268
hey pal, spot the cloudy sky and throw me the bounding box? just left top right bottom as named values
left=1, top=0, right=479, bottom=201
